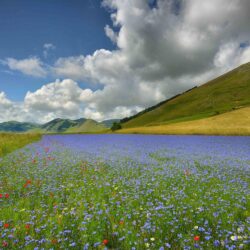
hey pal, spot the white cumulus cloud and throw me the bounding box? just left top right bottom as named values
left=51, top=0, right=250, bottom=117
left=24, top=79, right=94, bottom=122
left=1, top=57, right=47, bottom=77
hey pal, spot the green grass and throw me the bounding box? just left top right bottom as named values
left=0, top=133, right=41, bottom=157
left=123, top=62, right=250, bottom=128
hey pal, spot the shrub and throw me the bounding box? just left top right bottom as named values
left=111, top=122, right=122, bottom=131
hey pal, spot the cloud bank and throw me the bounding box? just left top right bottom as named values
left=1, top=0, right=250, bottom=123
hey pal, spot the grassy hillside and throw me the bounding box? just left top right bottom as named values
left=0, top=121, right=38, bottom=132
left=41, top=118, right=80, bottom=132
left=122, top=62, right=250, bottom=128
left=0, top=133, right=41, bottom=157
left=66, top=119, right=107, bottom=133
left=119, top=106, right=250, bottom=135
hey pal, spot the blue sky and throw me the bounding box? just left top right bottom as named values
left=0, top=0, right=114, bottom=101
left=0, top=0, right=249, bottom=123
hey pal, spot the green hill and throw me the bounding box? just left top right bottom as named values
left=0, top=121, right=38, bottom=132
left=41, top=118, right=81, bottom=132
left=66, top=119, right=107, bottom=133
left=41, top=118, right=108, bottom=133
left=119, top=106, right=250, bottom=135
left=121, top=62, right=250, bottom=128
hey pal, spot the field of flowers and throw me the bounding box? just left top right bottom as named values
left=0, top=134, right=249, bottom=249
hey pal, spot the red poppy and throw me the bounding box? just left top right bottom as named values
left=24, top=179, right=32, bottom=188
left=51, top=239, right=58, bottom=244
left=119, top=220, right=124, bottom=225
left=4, top=223, right=9, bottom=229
left=194, top=235, right=200, bottom=241
left=0, top=194, right=2, bottom=198
left=103, top=239, right=109, bottom=245
left=5, top=193, right=9, bottom=198
left=2, top=241, right=8, bottom=247
left=26, top=180, right=32, bottom=184
left=25, top=224, right=30, bottom=229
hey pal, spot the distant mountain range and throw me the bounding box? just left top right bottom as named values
left=0, top=118, right=120, bottom=133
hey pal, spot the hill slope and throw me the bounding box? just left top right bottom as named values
left=41, top=118, right=108, bottom=133
left=66, top=119, right=107, bottom=133
left=0, top=121, right=38, bottom=132
left=41, top=118, right=80, bottom=132
left=0, top=118, right=112, bottom=133
left=122, top=62, right=250, bottom=128
left=119, top=106, right=250, bottom=135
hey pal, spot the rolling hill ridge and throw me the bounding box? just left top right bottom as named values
left=0, top=118, right=118, bottom=133
left=120, top=106, right=250, bottom=135
left=0, top=121, right=39, bottom=132
left=121, top=62, right=250, bottom=128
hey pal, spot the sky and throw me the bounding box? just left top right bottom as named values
left=0, top=0, right=250, bottom=123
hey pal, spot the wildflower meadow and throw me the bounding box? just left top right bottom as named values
left=0, top=134, right=249, bottom=249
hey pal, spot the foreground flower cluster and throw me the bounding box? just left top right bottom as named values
left=0, top=134, right=249, bottom=249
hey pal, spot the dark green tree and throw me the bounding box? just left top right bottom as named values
left=111, top=122, right=122, bottom=131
